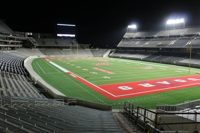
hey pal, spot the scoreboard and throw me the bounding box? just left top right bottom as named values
left=56, top=23, right=76, bottom=38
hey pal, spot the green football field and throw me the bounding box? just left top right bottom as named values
left=32, top=57, right=200, bottom=108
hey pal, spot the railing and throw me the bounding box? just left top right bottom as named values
left=123, top=102, right=200, bottom=132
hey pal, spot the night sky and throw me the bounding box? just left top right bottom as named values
left=1, top=0, right=200, bottom=48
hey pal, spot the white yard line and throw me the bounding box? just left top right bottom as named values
left=49, top=61, right=70, bottom=73
left=46, top=62, right=63, bottom=73
left=36, top=62, right=46, bottom=74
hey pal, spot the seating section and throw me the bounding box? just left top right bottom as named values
left=157, top=100, right=200, bottom=123
left=0, top=52, right=28, bottom=75
left=118, top=37, right=193, bottom=48
left=0, top=98, right=122, bottom=133
left=0, top=48, right=108, bottom=58
left=8, top=48, right=44, bottom=58
left=143, top=55, right=185, bottom=64
left=109, top=50, right=200, bottom=67
left=91, top=49, right=110, bottom=57
left=110, top=52, right=149, bottom=60
left=113, top=27, right=200, bottom=68
left=37, top=38, right=78, bottom=47
left=119, top=27, right=200, bottom=48
left=40, top=48, right=94, bottom=57
left=0, top=52, right=45, bottom=99
left=156, top=28, right=200, bottom=37
left=189, top=37, right=200, bottom=48
left=0, top=71, right=45, bottom=99
left=0, top=33, right=24, bottom=48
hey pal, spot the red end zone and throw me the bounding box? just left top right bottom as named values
left=67, top=72, right=200, bottom=100
left=99, top=75, right=200, bottom=100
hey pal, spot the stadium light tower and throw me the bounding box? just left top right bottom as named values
left=128, top=24, right=137, bottom=29
left=165, top=18, right=185, bottom=29
left=57, top=23, right=76, bottom=27
left=127, top=24, right=138, bottom=32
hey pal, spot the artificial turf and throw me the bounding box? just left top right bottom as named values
left=32, top=57, right=200, bottom=108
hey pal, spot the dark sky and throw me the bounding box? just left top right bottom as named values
left=1, top=0, right=200, bottom=48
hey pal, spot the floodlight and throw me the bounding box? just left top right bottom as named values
left=57, top=23, right=76, bottom=27
left=166, top=18, right=185, bottom=25
left=57, top=34, right=75, bottom=37
left=128, top=24, right=137, bottom=29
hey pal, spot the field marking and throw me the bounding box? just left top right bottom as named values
left=36, top=62, right=46, bottom=74
left=46, top=60, right=117, bottom=98
left=42, top=58, right=63, bottom=73
left=103, top=76, right=111, bottom=79
left=90, top=72, right=97, bottom=74
left=94, top=67, right=113, bottom=74
left=49, top=61, right=70, bottom=73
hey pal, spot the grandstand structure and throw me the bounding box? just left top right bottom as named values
left=1, top=19, right=200, bottom=132
left=0, top=20, right=39, bottom=49
left=110, top=27, right=200, bottom=69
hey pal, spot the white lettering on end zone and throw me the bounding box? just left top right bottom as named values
left=156, top=81, right=170, bottom=85
left=187, top=78, right=200, bottom=81
left=118, top=86, right=133, bottom=90
left=139, top=83, right=155, bottom=87
left=174, top=79, right=187, bottom=83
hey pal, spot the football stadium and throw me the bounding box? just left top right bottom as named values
left=1, top=1, right=200, bottom=132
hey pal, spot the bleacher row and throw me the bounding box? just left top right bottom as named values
left=36, top=38, right=77, bottom=47
left=5, top=48, right=109, bottom=58
left=124, top=27, right=200, bottom=38
left=0, top=32, right=26, bottom=48
left=119, top=27, right=200, bottom=48
left=0, top=52, right=28, bottom=75
left=0, top=71, right=44, bottom=99
left=119, top=37, right=200, bottom=48
left=0, top=98, right=122, bottom=133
